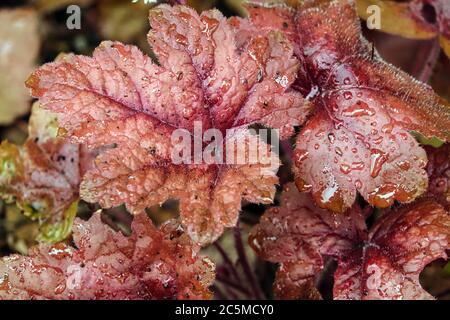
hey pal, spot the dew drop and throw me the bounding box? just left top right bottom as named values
left=342, top=101, right=375, bottom=117
left=182, top=107, right=194, bottom=118
left=295, top=178, right=312, bottom=192
left=0, top=274, right=9, bottom=291
left=351, top=161, right=365, bottom=170
left=175, top=34, right=188, bottom=46
left=314, top=183, right=345, bottom=213
left=201, top=16, right=219, bottom=36
left=340, top=163, right=351, bottom=174
left=294, top=149, right=309, bottom=166
left=220, top=79, right=231, bottom=93
left=343, top=91, right=353, bottom=100
left=327, top=133, right=335, bottom=143
left=54, top=282, right=66, bottom=295
left=372, top=136, right=384, bottom=145
left=370, top=149, right=388, bottom=178
left=275, top=74, right=289, bottom=87
left=397, top=160, right=411, bottom=171
left=368, top=184, right=398, bottom=208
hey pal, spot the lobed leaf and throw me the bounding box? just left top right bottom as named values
left=249, top=183, right=365, bottom=299
left=0, top=104, right=89, bottom=243
left=26, top=4, right=311, bottom=245
left=334, top=200, right=450, bottom=299
left=244, top=0, right=450, bottom=212
left=0, top=213, right=215, bottom=300
left=250, top=183, right=450, bottom=299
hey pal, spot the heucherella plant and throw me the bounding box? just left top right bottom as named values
left=0, top=0, right=448, bottom=300
left=0, top=103, right=92, bottom=243
left=238, top=0, right=450, bottom=212
left=25, top=4, right=310, bottom=245
left=0, top=212, right=215, bottom=299
left=250, top=183, right=450, bottom=299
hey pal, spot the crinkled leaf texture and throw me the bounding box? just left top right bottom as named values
left=26, top=4, right=310, bottom=245
left=243, top=0, right=450, bottom=213
left=0, top=9, right=39, bottom=124
left=426, top=144, right=450, bottom=208
left=0, top=103, right=91, bottom=243
left=250, top=183, right=450, bottom=300
left=356, top=0, right=450, bottom=58
left=0, top=213, right=215, bottom=300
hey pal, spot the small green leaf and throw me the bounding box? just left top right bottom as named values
left=410, top=131, right=445, bottom=148
left=22, top=200, right=50, bottom=220
left=0, top=141, right=23, bottom=184
left=28, top=102, right=59, bottom=141
left=444, top=261, right=450, bottom=275
left=37, top=200, right=79, bottom=243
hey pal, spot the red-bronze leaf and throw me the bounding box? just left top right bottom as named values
left=244, top=0, right=450, bottom=212
left=26, top=4, right=311, bottom=244
left=0, top=213, right=215, bottom=300
left=334, top=200, right=450, bottom=299
left=249, top=183, right=366, bottom=299
left=250, top=183, right=450, bottom=300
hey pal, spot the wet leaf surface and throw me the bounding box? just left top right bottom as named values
left=244, top=0, right=450, bottom=212
left=0, top=212, right=215, bottom=299
left=250, top=183, right=450, bottom=300
left=0, top=104, right=91, bottom=243
left=26, top=4, right=310, bottom=245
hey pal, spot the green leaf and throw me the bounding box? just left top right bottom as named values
left=410, top=130, right=445, bottom=148
left=37, top=200, right=79, bottom=243
left=0, top=141, right=23, bottom=185
left=444, top=261, right=450, bottom=275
